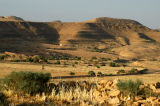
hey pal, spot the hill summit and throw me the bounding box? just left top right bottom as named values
left=0, top=16, right=24, bottom=21
left=0, top=17, right=160, bottom=60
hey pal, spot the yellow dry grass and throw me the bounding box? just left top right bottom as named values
left=0, top=60, right=160, bottom=84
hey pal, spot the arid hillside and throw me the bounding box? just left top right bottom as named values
left=0, top=16, right=160, bottom=60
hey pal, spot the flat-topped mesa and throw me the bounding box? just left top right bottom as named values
left=0, top=16, right=24, bottom=21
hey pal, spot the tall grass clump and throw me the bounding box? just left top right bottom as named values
left=117, top=79, right=142, bottom=97
left=1, top=71, right=51, bottom=95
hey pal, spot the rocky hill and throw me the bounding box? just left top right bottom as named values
left=0, top=17, right=160, bottom=60
left=0, top=16, right=24, bottom=21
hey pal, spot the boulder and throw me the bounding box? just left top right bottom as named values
left=104, top=81, right=114, bottom=90
left=98, top=80, right=108, bottom=85
left=146, top=97, right=157, bottom=103
left=108, top=90, right=120, bottom=97
left=108, top=97, right=120, bottom=105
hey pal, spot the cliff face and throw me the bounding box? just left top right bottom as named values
left=0, top=17, right=160, bottom=58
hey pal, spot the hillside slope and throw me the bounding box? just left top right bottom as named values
left=0, top=17, right=160, bottom=59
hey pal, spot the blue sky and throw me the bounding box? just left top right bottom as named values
left=0, top=0, right=159, bottom=28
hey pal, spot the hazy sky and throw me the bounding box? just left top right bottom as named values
left=0, top=0, right=159, bottom=28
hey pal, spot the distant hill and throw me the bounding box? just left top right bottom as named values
left=157, top=29, right=160, bottom=31
left=0, top=17, right=160, bottom=60
left=0, top=16, right=24, bottom=21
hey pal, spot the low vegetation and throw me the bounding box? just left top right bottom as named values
left=117, top=79, right=142, bottom=97
left=1, top=71, right=51, bottom=95
left=109, top=62, right=120, bottom=67
left=70, top=72, right=75, bottom=75
left=88, top=71, right=96, bottom=76
left=0, top=92, right=9, bottom=105
left=117, top=69, right=125, bottom=74
left=97, top=72, right=103, bottom=76
left=0, top=54, right=9, bottom=61
left=0, top=72, right=160, bottom=105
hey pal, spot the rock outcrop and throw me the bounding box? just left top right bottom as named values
left=92, top=80, right=160, bottom=105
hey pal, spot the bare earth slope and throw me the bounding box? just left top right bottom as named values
left=0, top=17, right=160, bottom=60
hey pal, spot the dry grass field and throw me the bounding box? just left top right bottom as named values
left=0, top=59, right=160, bottom=84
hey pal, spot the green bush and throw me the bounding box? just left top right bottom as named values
left=100, top=63, right=106, bottom=66
left=128, top=68, right=138, bottom=74
left=88, top=71, right=95, bottom=76
left=63, top=62, right=68, bottom=65
left=70, top=72, right=75, bottom=76
left=33, top=56, right=40, bottom=63
left=101, top=57, right=110, bottom=61
left=74, top=61, right=78, bottom=64
left=91, top=56, right=97, bottom=60
left=137, top=86, right=158, bottom=98
left=2, top=71, right=51, bottom=95
left=55, top=60, right=61, bottom=64
left=74, top=56, right=81, bottom=60
left=47, top=55, right=55, bottom=60
left=0, top=54, right=9, bottom=61
left=72, top=64, right=75, bottom=67
left=40, top=57, right=48, bottom=63
left=97, top=72, right=103, bottom=76
left=117, top=79, right=142, bottom=97
left=117, top=69, right=125, bottom=74
left=26, top=57, right=33, bottom=62
left=109, top=62, right=120, bottom=67
left=96, top=65, right=100, bottom=68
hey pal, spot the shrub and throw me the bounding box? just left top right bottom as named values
left=19, top=56, right=23, bottom=59
left=101, top=62, right=106, bottom=66
left=138, top=68, right=148, bottom=74
left=74, top=61, right=78, bottom=64
left=117, top=79, right=142, bottom=97
left=2, top=71, right=51, bottom=95
left=70, top=72, right=75, bottom=76
left=117, top=69, right=125, bottom=74
left=128, top=68, right=138, bottom=74
left=40, top=57, right=48, bottom=63
left=47, top=55, right=55, bottom=60
left=101, top=57, right=108, bottom=61
left=75, top=56, right=81, bottom=60
left=63, top=62, right=68, bottom=65
left=0, top=54, right=9, bottom=61
left=109, top=62, right=120, bottom=67
left=26, top=57, right=33, bottom=62
left=55, top=60, right=61, bottom=64
left=72, top=64, right=75, bottom=67
left=33, top=56, right=40, bottom=63
left=0, top=55, right=5, bottom=61
left=88, top=71, right=95, bottom=76
left=0, top=92, right=9, bottom=105
left=96, top=65, right=100, bottom=68
left=91, top=56, right=97, bottom=60
left=97, top=72, right=103, bottom=76
left=137, top=86, right=158, bottom=98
